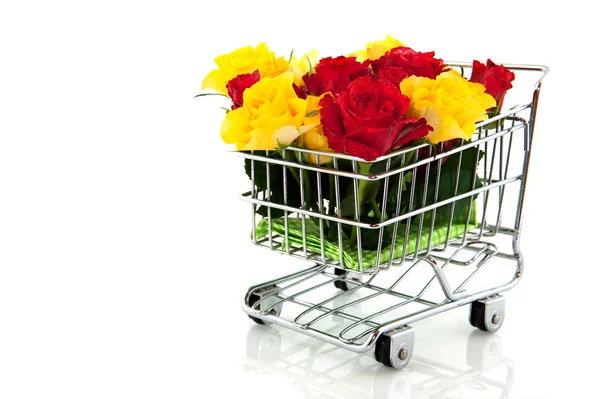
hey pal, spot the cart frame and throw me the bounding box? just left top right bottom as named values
left=238, top=63, right=548, bottom=369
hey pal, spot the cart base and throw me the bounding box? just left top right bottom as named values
left=242, top=240, right=520, bottom=370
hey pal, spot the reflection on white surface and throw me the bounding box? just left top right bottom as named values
left=241, top=321, right=514, bottom=399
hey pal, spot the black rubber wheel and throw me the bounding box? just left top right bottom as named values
left=333, top=268, right=349, bottom=291
left=469, top=301, right=488, bottom=331
left=374, top=335, right=393, bottom=368
left=248, top=293, right=267, bottom=325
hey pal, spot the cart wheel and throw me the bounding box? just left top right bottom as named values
left=469, top=295, right=505, bottom=333
left=333, top=268, right=349, bottom=291
left=247, top=286, right=282, bottom=326
left=373, top=326, right=414, bottom=370
left=248, top=293, right=268, bottom=325
left=333, top=268, right=363, bottom=291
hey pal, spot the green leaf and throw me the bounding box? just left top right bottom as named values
left=288, top=49, right=294, bottom=63
left=305, top=109, right=320, bottom=118
left=194, top=92, right=229, bottom=99
left=219, top=107, right=231, bottom=114
left=277, top=141, right=290, bottom=151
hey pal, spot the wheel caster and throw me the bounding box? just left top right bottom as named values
left=469, top=295, right=505, bottom=333
left=374, top=326, right=414, bottom=370
left=247, top=286, right=283, bottom=325
left=333, top=268, right=363, bottom=291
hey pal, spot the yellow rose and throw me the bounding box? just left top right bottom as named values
left=400, top=70, right=496, bottom=144
left=289, top=50, right=319, bottom=86
left=303, top=94, right=324, bottom=127
left=296, top=94, right=333, bottom=164
left=202, top=43, right=289, bottom=94
left=349, top=35, right=405, bottom=62
left=297, top=125, right=333, bottom=165
left=220, top=73, right=309, bottom=150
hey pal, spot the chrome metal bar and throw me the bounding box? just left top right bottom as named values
left=265, top=151, right=273, bottom=249
left=515, top=101, right=537, bottom=231
left=402, top=151, right=419, bottom=263
left=250, top=150, right=257, bottom=243
left=298, top=150, right=308, bottom=257
left=426, top=157, right=443, bottom=254
left=351, top=161, right=364, bottom=273
left=414, top=146, right=432, bottom=257
left=388, top=153, right=406, bottom=268
left=443, top=139, right=464, bottom=249
left=316, top=154, right=325, bottom=262
left=478, top=130, right=498, bottom=239
left=462, top=137, right=483, bottom=243
left=375, top=158, right=392, bottom=270
left=333, top=157, right=345, bottom=269
left=282, top=149, right=290, bottom=253
left=493, top=123, right=515, bottom=235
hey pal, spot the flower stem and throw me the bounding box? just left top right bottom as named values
left=302, top=169, right=312, bottom=211
left=279, top=149, right=301, bottom=186
left=370, top=200, right=382, bottom=220
left=357, top=162, right=373, bottom=206
left=348, top=162, right=374, bottom=249
left=326, top=174, right=336, bottom=240
left=328, top=174, right=335, bottom=216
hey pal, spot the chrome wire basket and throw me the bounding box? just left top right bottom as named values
left=239, top=63, right=548, bottom=370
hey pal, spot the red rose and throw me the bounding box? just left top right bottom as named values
left=320, top=76, right=431, bottom=161
left=292, top=82, right=309, bottom=99
left=302, top=56, right=372, bottom=96
left=226, top=70, right=260, bottom=110
left=372, top=46, right=445, bottom=80
left=469, top=59, right=515, bottom=110
left=375, top=66, right=412, bottom=87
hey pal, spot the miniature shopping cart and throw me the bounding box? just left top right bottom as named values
left=239, top=63, right=548, bottom=370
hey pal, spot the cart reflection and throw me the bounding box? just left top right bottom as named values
left=242, top=319, right=514, bottom=399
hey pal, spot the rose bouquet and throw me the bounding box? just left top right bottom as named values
left=199, top=36, right=516, bottom=270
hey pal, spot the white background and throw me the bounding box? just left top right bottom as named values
left=1, top=1, right=598, bottom=398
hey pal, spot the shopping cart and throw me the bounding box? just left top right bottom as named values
left=239, top=63, right=548, bottom=370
